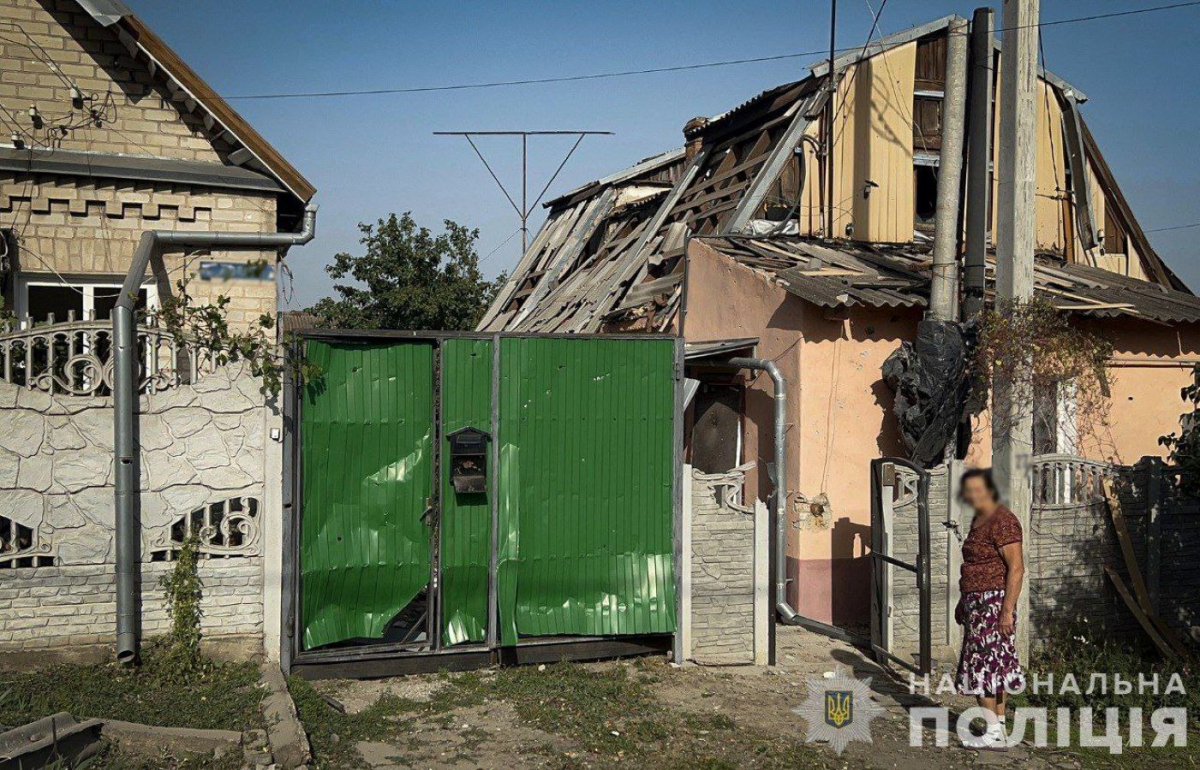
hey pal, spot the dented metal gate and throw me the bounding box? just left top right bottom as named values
left=284, top=332, right=682, bottom=676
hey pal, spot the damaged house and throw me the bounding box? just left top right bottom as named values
left=479, top=14, right=1200, bottom=635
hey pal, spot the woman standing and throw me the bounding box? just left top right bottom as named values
left=955, top=468, right=1026, bottom=751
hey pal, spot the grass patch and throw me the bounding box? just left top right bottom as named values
left=293, top=661, right=824, bottom=769
left=289, top=670, right=489, bottom=769
left=0, top=644, right=264, bottom=732
left=487, top=661, right=819, bottom=768
left=1019, top=622, right=1199, bottom=768
left=88, top=739, right=245, bottom=770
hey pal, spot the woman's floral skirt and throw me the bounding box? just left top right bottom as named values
left=955, top=589, right=1026, bottom=696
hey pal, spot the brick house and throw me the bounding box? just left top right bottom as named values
left=1, top=0, right=314, bottom=327
left=0, top=0, right=315, bottom=661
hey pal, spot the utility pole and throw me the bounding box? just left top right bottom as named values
left=963, top=7, right=995, bottom=322
left=993, top=0, right=1038, bottom=661
left=825, top=0, right=838, bottom=239
left=435, top=130, right=613, bottom=255
left=928, top=16, right=968, bottom=322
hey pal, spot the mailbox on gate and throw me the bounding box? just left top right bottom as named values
left=447, top=426, right=490, bottom=494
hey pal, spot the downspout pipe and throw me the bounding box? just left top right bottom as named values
left=724, top=356, right=801, bottom=623
left=113, top=204, right=317, bottom=664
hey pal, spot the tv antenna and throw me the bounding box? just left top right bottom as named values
left=434, top=130, right=613, bottom=255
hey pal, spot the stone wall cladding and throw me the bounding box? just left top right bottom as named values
left=0, top=361, right=266, bottom=653
left=690, top=468, right=755, bottom=665
left=888, top=464, right=948, bottom=666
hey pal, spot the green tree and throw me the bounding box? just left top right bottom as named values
left=1160, top=364, right=1200, bottom=495
left=310, top=213, right=503, bottom=330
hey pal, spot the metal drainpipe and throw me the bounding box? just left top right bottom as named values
left=113, top=204, right=317, bottom=664
left=723, top=356, right=802, bottom=623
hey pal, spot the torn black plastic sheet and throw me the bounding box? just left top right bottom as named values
left=882, top=319, right=974, bottom=468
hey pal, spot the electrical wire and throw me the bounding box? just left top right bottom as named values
left=224, top=2, right=1200, bottom=102
left=479, top=227, right=523, bottom=265
left=1146, top=222, right=1200, bottom=234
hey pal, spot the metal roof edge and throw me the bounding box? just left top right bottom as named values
left=74, top=0, right=131, bottom=27
left=545, top=148, right=686, bottom=209
left=810, top=15, right=963, bottom=77
left=0, top=147, right=285, bottom=193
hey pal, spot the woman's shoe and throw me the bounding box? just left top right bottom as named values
left=961, top=724, right=1008, bottom=751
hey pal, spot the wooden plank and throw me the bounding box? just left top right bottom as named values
left=1104, top=566, right=1177, bottom=661
left=1101, top=478, right=1190, bottom=657
left=1102, top=478, right=1154, bottom=610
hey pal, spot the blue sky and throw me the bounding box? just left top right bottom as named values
left=131, top=1, right=1200, bottom=308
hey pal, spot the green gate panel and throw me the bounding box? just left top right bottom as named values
left=300, top=340, right=434, bottom=651
left=497, top=337, right=676, bottom=646
left=440, top=338, right=493, bottom=646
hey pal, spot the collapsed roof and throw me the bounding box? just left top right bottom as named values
left=479, top=15, right=1187, bottom=334
left=701, top=236, right=1200, bottom=324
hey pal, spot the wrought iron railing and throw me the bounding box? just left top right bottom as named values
left=0, top=314, right=218, bottom=397
left=1030, top=453, right=1117, bottom=509
left=149, top=496, right=261, bottom=561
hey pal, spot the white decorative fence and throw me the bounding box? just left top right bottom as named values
left=0, top=316, right=222, bottom=398
left=0, top=318, right=267, bottom=657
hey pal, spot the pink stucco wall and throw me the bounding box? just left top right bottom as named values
left=684, top=241, right=918, bottom=626
left=684, top=240, right=1200, bottom=629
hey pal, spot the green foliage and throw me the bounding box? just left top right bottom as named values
left=309, top=213, right=504, bottom=331
left=154, top=276, right=321, bottom=397
left=158, top=533, right=205, bottom=680
left=0, top=649, right=264, bottom=731
left=1016, top=619, right=1198, bottom=715
left=974, top=296, right=1114, bottom=449
left=1159, top=364, right=1200, bottom=495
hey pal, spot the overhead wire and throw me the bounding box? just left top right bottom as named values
left=222, top=2, right=1200, bottom=102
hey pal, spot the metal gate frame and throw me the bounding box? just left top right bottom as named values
left=869, top=457, right=932, bottom=675
left=280, top=331, right=684, bottom=679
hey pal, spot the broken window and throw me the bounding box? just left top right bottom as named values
left=1104, top=207, right=1127, bottom=255
left=914, top=165, right=938, bottom=232
left=913, top=97, right=943, bottom=152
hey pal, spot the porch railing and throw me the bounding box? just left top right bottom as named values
left=1030, top=453, right=1118, bottom=509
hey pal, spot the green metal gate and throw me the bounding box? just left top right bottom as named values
left=291, top=333, right=681, bottom=668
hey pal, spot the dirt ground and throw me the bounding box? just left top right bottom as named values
left=298, top=626, right=1112, bottom=770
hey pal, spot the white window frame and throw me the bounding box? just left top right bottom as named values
left=14, top=275, right=159, bottom=323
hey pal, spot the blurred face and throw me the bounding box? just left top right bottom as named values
left=961, top=475, right=996, bottom=512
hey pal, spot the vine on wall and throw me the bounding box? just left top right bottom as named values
left=153, top=275, right=319, bottom=397
left=159, top=533, right=205, bottom=678
left=971, top=296, right=1114, bottom=454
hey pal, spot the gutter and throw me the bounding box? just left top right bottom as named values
left=722, top=356, right=802, bottom=624
left=113, top=204, right=317, bottom=664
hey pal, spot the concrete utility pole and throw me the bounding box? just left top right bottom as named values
left=963, top=7, right=995, bottom=322
left=928, top=17, right=968, bottom=322
left=993, top=0, right=1039, bottom=660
